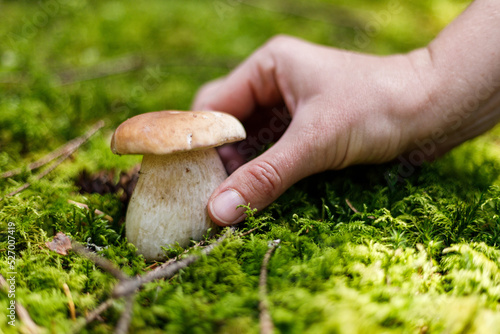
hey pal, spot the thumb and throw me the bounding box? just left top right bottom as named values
left=207, top=126, right=315, bottom=226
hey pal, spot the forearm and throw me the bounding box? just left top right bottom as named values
left=415, top=0, right=500, bottom=152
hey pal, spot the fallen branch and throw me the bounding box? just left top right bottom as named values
left=259, top=240, right=280, bottom=334
left=46, top=232, right=127, bottom=281
left=114, top=294, right=135, bottom=334
left=145, top=240, right=205, bottom=271
left=1, top=120, right=105, bottom=179
left=0, top=121, right=105, bottom=201
left=16, top=303, right=43, bottom=334
left=1, top=151, right=77, bottom=199
left=47, top=227, right=235, bottom=333
left=71, top=298, right=114, bottom=334
left=112, top=227, right=235, bottom=298
left=71, top=240, right=129, bottom=282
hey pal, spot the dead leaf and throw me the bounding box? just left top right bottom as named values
left=46, top=232, right=72, bottom=255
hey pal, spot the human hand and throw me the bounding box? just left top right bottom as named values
left=192, top=35, right=433, bottom=225
left=193, top=1, right=500, bottom=226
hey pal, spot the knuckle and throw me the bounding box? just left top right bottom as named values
left=246, top=160, right=283, bottom=198
left=262, top=34, right=297, bottom=55
left=259, top=35, right=307, bottom=76
left=267, top=34, right=291, bottom=46
left=193, top=79, right=223, bottom=109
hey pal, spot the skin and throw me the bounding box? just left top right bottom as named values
left=192, top=0, right=500, bottom=226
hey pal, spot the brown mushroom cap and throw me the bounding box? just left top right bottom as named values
left=111, top=110, right=246, bottom=155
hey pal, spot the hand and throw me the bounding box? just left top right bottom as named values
left=193, top=35, right=433, bottom=225
left=192, top=2, right=500, bottom=226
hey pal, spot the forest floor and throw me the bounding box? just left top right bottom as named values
left=2, top=0, right=500, bottom=333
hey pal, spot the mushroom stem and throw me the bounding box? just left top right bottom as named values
left=126, top=148, right=227, bottom=260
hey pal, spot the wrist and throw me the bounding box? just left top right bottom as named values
left=402, top=41, right=500, bottom=159
left=403, top=0, right=500, bottom=157
left=372, top=48, right=442, bottom=159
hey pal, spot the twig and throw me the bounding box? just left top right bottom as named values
left=112, top=227, right=235, bottom=298
left=72, top=298, right=114, bottom=333
left=46, top=232, right=127, bottom=281
left=71, top=237, right=206, bottom=333
left=148, top=240, right=204, bottom=270
left=47, top=228, right=235, bottom=333
left=1, top=182, right=32, bottom=200
left=0, top=121, right=105, bottom=201
left=16, top=304, right=43, bottom=334
left=345, top=198, right=360, bottom=213
left=63, top=283, right=77, bottom=321
left=239, top=226, right=259, bottom=237
left=345, top=198, right=375, bottom=219
left=70, top=242, right=129, bottom=281
left=0, top=274, right=42, bottom=334
left=114, top=294, right=135, bottom=334
left=259, top=240, right=280, bottom=334
left=1, top=120, right=105, bottom=179
left=86, top=298, right=114, bottom=323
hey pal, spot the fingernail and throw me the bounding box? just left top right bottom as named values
left=210, top=189, right=247, bottom=225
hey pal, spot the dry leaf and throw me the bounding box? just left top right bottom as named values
left=46, top=232, right=72, bottom=255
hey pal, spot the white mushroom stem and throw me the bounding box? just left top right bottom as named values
left=126, top=148, right=227, bottom=261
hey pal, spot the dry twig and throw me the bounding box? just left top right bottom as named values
left=239, top=226, right=260, bottom=237
left=79, top=298, right=114, bottom=327
left=47, top=227, right=235, bottom=333
left=113, top=227, right=235, bottom=298
left=70, top=241, right=129, bottom=281
left=345, top=198, right=360, bottom=213
left=345, top=198, right=375, bottom=219
left=114, top=294, right=135, bottom=334
left=16, top=303, right=43, bottom=334
left=0, top=274, right=42, bottom=334
left=0, top=121, right=105, bottom=201
left=259, top=240, right=280, bottom=334
left=47, top=232, right=127, bottom=280
left=1, top=120, right=104, bottom=179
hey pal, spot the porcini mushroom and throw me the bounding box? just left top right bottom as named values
left=111, top=110, right=246, bottom=260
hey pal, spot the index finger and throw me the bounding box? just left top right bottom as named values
left=191, top=39, right=285, bottom=121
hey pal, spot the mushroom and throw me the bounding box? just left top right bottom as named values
left=111, top=110, right=246, bottom=260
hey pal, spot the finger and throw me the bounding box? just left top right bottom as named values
left=217, top=144, right=246, bottom=174
left=191, top=77, right=226, bottom=111
left=207, top=119, right=319, bottom=226
left=191, top=37, right=297, bottom=121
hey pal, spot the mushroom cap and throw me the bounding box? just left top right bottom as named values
left=111, top=110, right=246, bottom=155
